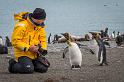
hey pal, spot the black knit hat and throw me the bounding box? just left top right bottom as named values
left=31, top=8, right=46, bottom=20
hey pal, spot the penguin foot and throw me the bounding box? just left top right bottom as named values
left=98, top=63, right=103, bottom=66
left=75, top=65, right=81, bottom=68
left=71, top=65, right=81, bottom=69
left=104, top=63, right=108, bottom=65
left=71, top=65, right=75, bottom=69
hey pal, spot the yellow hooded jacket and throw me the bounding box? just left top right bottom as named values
left=12, top=13, right=47, bottom=60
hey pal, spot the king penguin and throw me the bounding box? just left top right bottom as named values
left=89, top=32, right=108, bottom=66
left=61, top=33, right=82, bottom=69
left=0, top=36, right=3, bottom=45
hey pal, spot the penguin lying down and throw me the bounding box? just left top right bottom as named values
left=61, top=33, right=94, bottom=69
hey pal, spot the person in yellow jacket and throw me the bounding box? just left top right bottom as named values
left=8, top=8, right=50, bottom=74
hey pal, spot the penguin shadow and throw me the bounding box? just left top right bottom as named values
left=62, top=56, right=72, bottom=69
left=94, top=64, right=108, bottom=67
left=82, top=63, right=109, bottom=69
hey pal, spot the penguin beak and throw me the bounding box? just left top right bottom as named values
left=61, top=33, right=64, bottom=35
left=89, top=32, right=95, bottom=35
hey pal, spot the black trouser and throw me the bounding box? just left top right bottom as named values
left=8, top=56, right=48, bottom=74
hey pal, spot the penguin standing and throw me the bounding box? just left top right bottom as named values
left=61, top=33, right=82, bottom=69
left=0, top=36, right=8, bottom=54
left=48, top=33, right=51, bottom=44
left=89, top=32, right=108, bottom=66
left=5, top=36, right=12, bottom=47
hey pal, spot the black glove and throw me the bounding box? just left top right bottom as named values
left=41, top=50, right=47, bottom=56
left=38, top=48, right=47, bottom=56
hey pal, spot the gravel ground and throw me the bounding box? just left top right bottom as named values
left=0, top=41, right=124, bottom=82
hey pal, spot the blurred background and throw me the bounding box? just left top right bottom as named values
left=0, top=0, right=124, bottom=39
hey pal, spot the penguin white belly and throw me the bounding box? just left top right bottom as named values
left=69, top=42, right=82, bottom=66
left=94, top=44, right=99, bottom=58
left=99, top=51, right=103, bottom=63
left=90, top=39, right=104, bottom=64
left=0, top=38, right=3, bottom=45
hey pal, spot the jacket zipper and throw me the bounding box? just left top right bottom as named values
left=29, top=35, right=31, bottom=45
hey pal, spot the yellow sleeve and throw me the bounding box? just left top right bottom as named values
left=11, top=24, right=30, bottom=51
left=39, top=28, right=47, bottom=50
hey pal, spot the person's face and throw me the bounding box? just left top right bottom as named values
left=32, top=18, right=45, bottom=24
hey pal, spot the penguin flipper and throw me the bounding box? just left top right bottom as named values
left=78, top=44, right=95, bottom=54
left=89, top=49, right=95, bottom=54
left=103, top=41, right=110, bottom=47
left=63, top=46, right=69, bottom=58
left=85, top=48, right=95, bottom=54
left=76, top=42, right=87, bottom=48
left=63, top=53, right=65, bottom=58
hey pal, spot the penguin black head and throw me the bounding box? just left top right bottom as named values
left=61, top=33, right=69, bottom=40
left=61, top=33, right=75, bottom=42
left=89, top=32, right=101, bottom=40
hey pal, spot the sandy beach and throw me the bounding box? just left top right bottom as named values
left=0, top=41, right=124, bottom=82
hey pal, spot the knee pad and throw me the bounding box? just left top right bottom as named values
left=21, top=64, right=34, bottom=74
